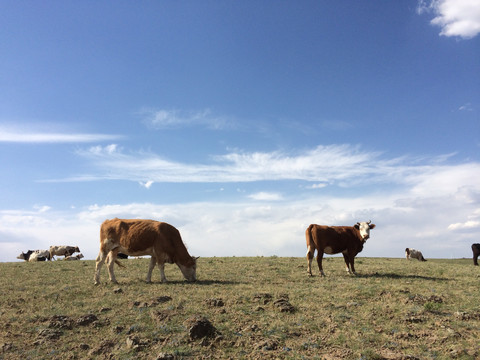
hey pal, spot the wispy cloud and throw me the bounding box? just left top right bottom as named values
left=141, top=108, right=234, bottom=130
left=54, top=144, right=478, bottom=197
left=418, top=0, right=480, bottom=39
left=0, top=125, right=123, bottom=143
left=248, top=192, right=283, bottom=201
left=458, top=103, right=473, bottom=111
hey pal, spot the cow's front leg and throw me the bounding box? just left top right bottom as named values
left=349, top=255, right=357, bottom=275
left=157, top=260, right=167, bottom=283
left=146, top=256, right=156, bottom=283
left=342, top=252, right=351, bottom=274
left=316, top=251, right=325, bottom=276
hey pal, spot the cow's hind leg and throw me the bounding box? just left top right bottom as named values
left=94, top=249, right=108, bottom=285
left=316, top=251, right=325, bottom=276
left=107, top=248, right=120, bottom=284
left=306, top=245, right=315, bottom=276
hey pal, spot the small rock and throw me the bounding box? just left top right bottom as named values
left=253, top=293, right=273, bottom=305
left=113, top=288, right=123, bottom=294
left=48, top=315, right=73, bottom=330
left=76, top=314, right=98, bottom=326
left=205, top=298, right=225, bottom=307
left=37, top=328, right=62, bottom=341
left=274, top=298, right=295, bottom=313
left=186, top=316, right=218, bottom=340
left=88, top=340, right=115, bottom=356
left=112, top=325, right=124, bottom=334
left=79, top=344, right=90, bottom=351
left=256, top=339, right=278, bottom=351
left=1, top=343, right=14, bottom=352
left=156, top=353, right=175, bottom=360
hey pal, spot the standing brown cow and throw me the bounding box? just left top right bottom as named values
left=94, top=218, right=197, bottom=285
left=306, top=221, right=376, bottom=276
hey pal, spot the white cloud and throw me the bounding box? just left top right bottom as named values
left=248, top=192, right=283, bottom=201
left=458, top=103, right=473, bottom=111
left=63, top=144, right=392, bottom=184
left=448, top=220, right=480, bottom=230
left=306, top=183, right=328, bottom=189
left=418, top=0, right=480, bottom=39
left=139, top=180, right=154, bottom=189
left=0, top=125, right=122, bottom=143
left=141, top=108, right=233, bottom=130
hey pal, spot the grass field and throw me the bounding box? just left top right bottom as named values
left=1, top=256, right=479, bottom=359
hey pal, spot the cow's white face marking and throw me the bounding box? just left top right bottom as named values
left=356, top=221, right=375, bottom=241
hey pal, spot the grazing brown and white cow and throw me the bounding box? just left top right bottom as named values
left=49, top=245, right=80, bottom=260
left=472, top=243, right=480, bottom=266
left=64, top=253, right=84, bottom=261
left=94, top=218, right=198, bottom=285
left=306, top=221, right=376, bottom=276
left=17, top=250, right=51, bottom=262
left=405, top=248, right=427, bottom=261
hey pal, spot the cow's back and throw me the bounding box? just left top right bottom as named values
left=100, top=219, right=189, bottom=261
left=310, top=225, right=361, bottom=252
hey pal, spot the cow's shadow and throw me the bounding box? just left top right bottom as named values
left=140, top=279, right=241, bottom=285
left=357, top=272, right=449, bottom=281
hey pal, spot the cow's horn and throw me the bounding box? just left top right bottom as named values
left=367, top=220, right=371, bottom=224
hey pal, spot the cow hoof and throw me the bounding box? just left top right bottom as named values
left=94, top=281, right=100, bottom=286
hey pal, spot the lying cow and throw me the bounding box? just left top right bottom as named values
left=49, top=245, right=80, bottom=260
left=94, top=218, right=198, bottom=285
left=17, top=250, right=51, bottom=262
left=472, top=243, right=480, bottom=266
left=64, top=253, right=84, bottom=261
left=306, top=220, right=376, bottom=276
left=405, top=248, right=427, bottom=261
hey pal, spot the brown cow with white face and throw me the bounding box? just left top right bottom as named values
left=306, top=221, right=376, bottom=276
left=94, top=218, right=197, bottom=285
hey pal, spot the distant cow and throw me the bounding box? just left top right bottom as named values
left=94, top=218, right=198, bottom=285
left=64, top=253, right=84, bottom=261
left=17, top=250, right=51, bottom=262
left=306, top=221, right=376, bottom=276
left=49, top=246, right=80, bottom=260
left=405, top=248, right=426, bottom=261
left=472, top=244, right=480, bottom=266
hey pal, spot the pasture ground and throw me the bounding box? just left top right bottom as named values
left=0, top=257, right=479, bottom=359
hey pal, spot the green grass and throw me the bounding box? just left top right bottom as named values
left=0, top=257, right=479, bottom=359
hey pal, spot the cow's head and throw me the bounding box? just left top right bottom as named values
left=354, top=221, right=376, bottom=241
left=17, top=250, right=33, bottom=261
left=179, top=256, right=199, bottom=282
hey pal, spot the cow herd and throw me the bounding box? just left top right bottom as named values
left=14, top=218, right=480, bottom=284
left=17, top=246, right=82, bottom=262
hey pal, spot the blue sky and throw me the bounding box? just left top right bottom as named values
left=1, top=0, right=479, bottom=262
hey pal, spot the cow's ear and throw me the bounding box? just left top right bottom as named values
left=354, top=223, right=360, bottom=229
left=369, top=224, right=376, bottom=229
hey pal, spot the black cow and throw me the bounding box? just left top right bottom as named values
left=472, top=243, right=480, bottom=266
left=17, top=250, right=51, bottom=262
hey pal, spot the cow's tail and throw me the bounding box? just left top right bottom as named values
left=114, top=259, right=126, bottom=268
left=106, top=252, right=126, bottom=268
left=306, top=224, right=316, bottom=255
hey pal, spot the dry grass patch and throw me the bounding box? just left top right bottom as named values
left=0, top=257, right=479, bottom=359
